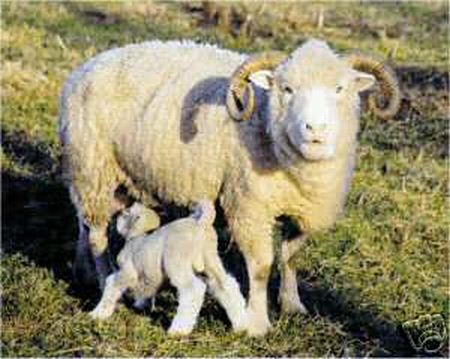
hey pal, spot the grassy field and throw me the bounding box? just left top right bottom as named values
left=2, top=1, right=449, bottom=357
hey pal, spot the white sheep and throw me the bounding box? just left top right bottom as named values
left=60, top=39, right=400, bottom=336
left=89, top=200, right=247, bottom=335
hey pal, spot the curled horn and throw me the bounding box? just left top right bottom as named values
left=346, top=53, right=401, bottom=120
left=226, top=51, right=287, bottom=121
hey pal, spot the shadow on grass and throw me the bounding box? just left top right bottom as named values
left=1, top=129, right=424, bottom=356
left=297, top=281, right=416, bottom=357
left=1, top=167, right=418, bottom=355
left=359, top=66, right=449, bottom=159
left=5, top=72, right=446, bottom=357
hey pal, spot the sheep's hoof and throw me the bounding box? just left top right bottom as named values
left=167, top=326, right=192, bottom=337
left=280, top=295, right=308, bottom=315
left=245, top=311, right=271, bottom=337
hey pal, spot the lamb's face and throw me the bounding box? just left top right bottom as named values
left=252, top=41, right=375, bottom=162
left=116, top=202, right=160, bottom=239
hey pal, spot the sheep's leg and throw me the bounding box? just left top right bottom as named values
left=89, top=267, right=134, bottom=320
left=67, top=152, right=125, bottom=288
left=89, top=225, right=111, bottom=289
left=279, top=235, right=308, bottom=314
left=167, top=265, right=206, bottom=336
left=243, top=244, right=273, bottom=336
left=73, top=216, right=96, bottom=285
left=229, top=213, right=274, bottom=336
left=204, top=249, right=247, bottom=332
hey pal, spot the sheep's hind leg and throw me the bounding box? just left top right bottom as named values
left=279, top=235, right=308, bottom=314
left=89, top=225, right=112, bottom=289
left=73, top=216, right=96, bottom=286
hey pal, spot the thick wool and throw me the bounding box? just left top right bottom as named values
left=61, top=39, right=367, bottom=335
left=90, top=201, right=247, bottom=335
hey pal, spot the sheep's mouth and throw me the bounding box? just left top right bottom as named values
left=284, top=131, right=327, bottom=154
left=299, top=141, right=335, bottom=161
left=286, top=133, right=335, bottom=161
left=310, top=138, right=325, bottom=145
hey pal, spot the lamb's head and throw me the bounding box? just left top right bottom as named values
left=226, top=39, right=401, bottom=163
left=116, top=202, right=160, bottom=240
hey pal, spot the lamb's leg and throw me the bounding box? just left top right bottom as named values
left=132, top=283, right=160, bottom=310
left=204, top=248, right=247, bottom=332
left=90, top=263, right=138, bottom=319
left=167, top=265, right=206, bottom=336
left=279, top=235, right=308, bottom=314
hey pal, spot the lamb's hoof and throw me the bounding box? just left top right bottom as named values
left=245, top=311, right=271, bottom=337
left=89, top=307, right=112, bottom=320
left=280, top=295, right=308, bottom=315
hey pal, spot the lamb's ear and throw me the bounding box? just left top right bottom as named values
left=249, top=70, right=274, bottom=90
left=353, top=70, right=376, bottom=92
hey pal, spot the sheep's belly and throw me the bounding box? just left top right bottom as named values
left=115, top=120, right=227, bottom=206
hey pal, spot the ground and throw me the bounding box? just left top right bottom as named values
left=1, top=1, right=448, bottom=357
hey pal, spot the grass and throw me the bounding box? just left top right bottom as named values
left=1, top=1, right=449, bottom=357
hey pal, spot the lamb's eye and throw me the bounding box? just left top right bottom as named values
left=283, top=85, right=293, bottom=94
left=336, top=85, right=344, bottom=94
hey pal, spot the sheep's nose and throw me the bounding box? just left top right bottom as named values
left=303, top=122, right=327, bottom=138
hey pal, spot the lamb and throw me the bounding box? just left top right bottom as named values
left=60, top=38, right=401, bottom=336
left=89, top=200, right=248, bottom=335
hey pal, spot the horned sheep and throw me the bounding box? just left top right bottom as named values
left=89, top=200, right=247, bottom=335
left=60, top=39, right=401, bottom=336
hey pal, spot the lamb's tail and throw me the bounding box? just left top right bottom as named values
left=191, top=200, right=216, bottom=227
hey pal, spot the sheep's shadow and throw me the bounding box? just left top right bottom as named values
left=2, top=127, right=420, bottom=356
left=180, top=76, right=228, bottom=143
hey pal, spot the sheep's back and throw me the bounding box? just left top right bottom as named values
left=61, top=41, right=246, bottom=205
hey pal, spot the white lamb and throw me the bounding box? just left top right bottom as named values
left=89, top=200, right=247, bottom=335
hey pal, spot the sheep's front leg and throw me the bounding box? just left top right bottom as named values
left=231, top=216, right=274, bottom=336
left=279, top=235, right=308, bottom=314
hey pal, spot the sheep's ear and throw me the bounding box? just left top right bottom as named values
left=353, top=71, right=376, bottom=92
left=249, top=70, right=274, bottom=90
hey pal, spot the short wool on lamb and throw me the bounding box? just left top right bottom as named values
left=90, top=200, right=247, bottom=335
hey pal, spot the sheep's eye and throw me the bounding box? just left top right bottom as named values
left=283, top=85, right=293, bottom=94
left=336, top=85, right=344, bottom=94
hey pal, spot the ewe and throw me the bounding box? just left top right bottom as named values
left=61, top=39, right=401, bottom=336
left=89, top=201, right=247, bottom=336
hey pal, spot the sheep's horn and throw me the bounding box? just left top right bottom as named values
left=346, top=53, right=401, bottom=120
left=226, top=51, right=287, bottom=121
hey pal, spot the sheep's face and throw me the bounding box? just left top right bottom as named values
left=252, top=41, right=375, bottom=162
left=116, top=202, right=160, bottom=239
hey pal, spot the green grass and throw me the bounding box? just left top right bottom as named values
left=2, top=1, right=449, bottom=357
